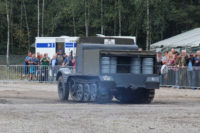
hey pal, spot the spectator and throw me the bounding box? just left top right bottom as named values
left=40, top=53, right=51, bottom=81
left=181, top=50, right=187, bottom=66
left=166, top=51, right=175, bottom=85
left=161, top=51, right=168, bottom=64
left=68, top=51, right=73, bottom=67
left=36, top=52, right=41, bottom=80
left=171, top=48, right=176, bottom=55
left=157, top=50, right=200, bottom=89
left=166, top=51, right=175, bottom=66
left=177, top=50, right=187, bottom=87
left=71, top=57, right=76, bottom=73
left=185, top=52, right=195, bottom=87
left=160, top=51, right=169, bottom=85
left=63, top=53, right=67, bottom=60
left=193, top=51, right=200, bottom=88
left=40, top=54, right=43, bottom=59
left=57, top=45, right=64, bottom=55
left=37, top=52, right=41, bottom=61
left=28, top=53, right=38, bottom=81
left=57, top=53, right=64, bottom=66
left=157, top=51, right=163, bottom=66
left=63, top=52, right=73, bottom=67
left=24, top=52, right=32, bottom=77
left=175, top=50, right=186, bottom=68
left=51, top=54, right=57, bottom=82
left=174, top=52, right=181, bottom=87
left=157, top=52, right=163, bottom=79
left=63, top=54, right=68, bottom=66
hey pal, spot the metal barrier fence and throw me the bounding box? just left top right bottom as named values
left=0, top=65, right=200, bottom=89
left=0, top=65, right=74, bottom=83
left=160, top=66, right=200, bottom=89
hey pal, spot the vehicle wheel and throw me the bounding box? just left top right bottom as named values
left=131, top=89, right=155, bottom=104
left=57, top=76, right=69, bottom=101
left=75, top=84, right=84, bottom=102
left=83, top=84, right=91, bottom=102
left=70, top=80, right=84, bottom=102
left=115, top=89, right=155, bottom=104
left=90, top=83, right=98, bottom=102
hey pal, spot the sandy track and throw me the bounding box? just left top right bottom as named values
left=0, top=83, right=200, bottom=133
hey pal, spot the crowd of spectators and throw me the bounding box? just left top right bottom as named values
left=24, top=50, right=75, bottom=82
left=157, top=48, right=200, bottom=88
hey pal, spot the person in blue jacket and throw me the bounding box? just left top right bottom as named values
left=24, top=52, right=32, bottom=77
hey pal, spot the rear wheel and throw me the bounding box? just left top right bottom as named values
left=68, top=77, right=112, bottom=103
left=90, top=83, right=98, bottom=102
left=69, top=78, right=84, bottom=102
left=115, top=88, right=155, bottom=104
left=57, top=76, right=69, bottom=101
left=83, top=84, right=91, bottom=102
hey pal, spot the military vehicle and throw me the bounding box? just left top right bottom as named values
left=56, top=37, right=159, bottom=103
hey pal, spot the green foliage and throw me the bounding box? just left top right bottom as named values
left=1, top=0, right=200, bottom=54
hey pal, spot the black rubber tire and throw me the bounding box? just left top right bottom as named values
left=90, top=83, right=98, bottom=102
left=83, top=84, right=91, bottom=102
left=74, top=84, right=84, bottom=102
left=57, top=76, right=69, bottom=101
left=115, top=89, right=155, bottom=104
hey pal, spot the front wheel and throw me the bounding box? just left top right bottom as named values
left=115, top=88, right=155, bottom=104
left=57, top=76, right=69, bottom=101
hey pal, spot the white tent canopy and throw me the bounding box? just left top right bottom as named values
left=150, top=28, right=200, bottom=50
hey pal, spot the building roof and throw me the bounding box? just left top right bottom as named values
left=150, top=28, right=200, bottom=50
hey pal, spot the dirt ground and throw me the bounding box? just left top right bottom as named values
left=0, top=82, right=200, bottom=133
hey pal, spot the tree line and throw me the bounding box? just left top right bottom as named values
left=1, top=0, right=200, bottom=55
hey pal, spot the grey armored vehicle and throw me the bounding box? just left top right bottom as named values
left=56, top=37, right=159, bottom=103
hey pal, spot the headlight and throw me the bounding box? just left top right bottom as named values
left=146, top=77, right=160, bottom=82
left=100, top=75, right=113, bottom=81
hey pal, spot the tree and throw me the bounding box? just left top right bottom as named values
left=37, top=0, right=40, bottom=37
left=101, top=0, right=103, bottom=34
left=1, top=0, right=200, bottom=56
left=146, top=0, right=150, bottom=50
left=118, top=0, right=121, bottom=36
left=6, top=0, right=10, bottom=65
left=84, top=0, right=89, bottom=37
left=23, top=0, right=30, bottom=50
left=41, top=0, right=45, bottom=36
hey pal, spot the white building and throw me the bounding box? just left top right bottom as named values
left=35, top=35, right=136, bottom=59
left=35, top=36, right=79, bottom=58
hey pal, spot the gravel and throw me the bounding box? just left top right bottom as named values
left=0, top=83, right=200, bottom=133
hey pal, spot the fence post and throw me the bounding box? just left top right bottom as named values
left=7, top=65, right=10, bottom=80
left=20, top=65, right=23, bottom=80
